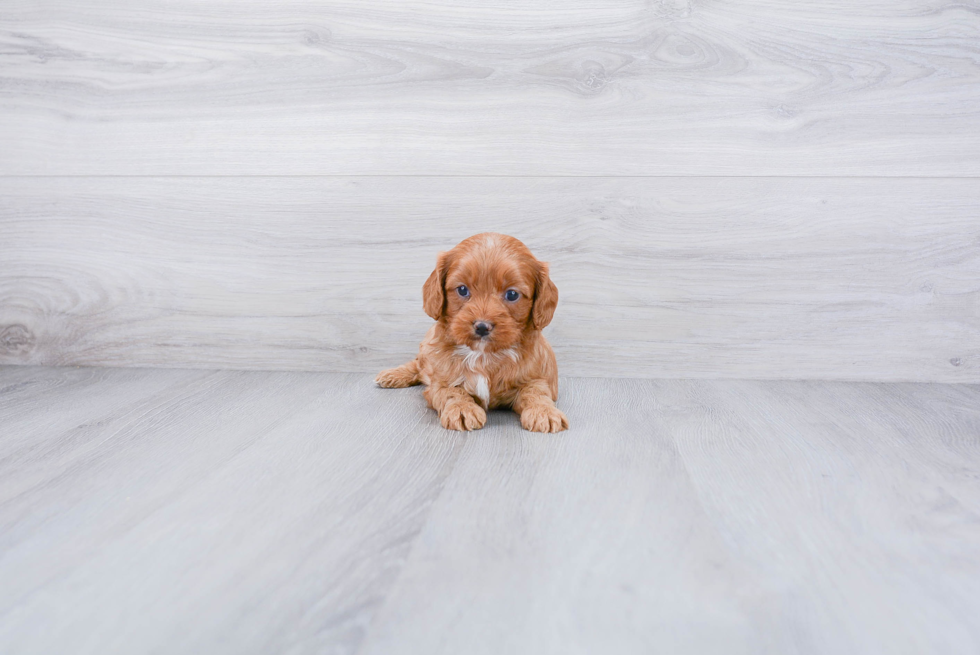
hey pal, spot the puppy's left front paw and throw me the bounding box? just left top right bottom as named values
left=521, top=405, right=569, bottom=433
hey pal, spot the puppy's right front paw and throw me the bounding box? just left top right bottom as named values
left=440, top=401, right=487, bottom=431
left=375, top=367, right=414, bottom=388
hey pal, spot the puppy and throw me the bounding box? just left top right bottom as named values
left=376, top=233, right=568, bottom=433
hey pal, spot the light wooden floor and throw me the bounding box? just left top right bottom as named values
left=2, top=365, right=978, bottom=654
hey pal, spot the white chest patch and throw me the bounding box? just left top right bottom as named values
left=454, top=345, right=520, bottom=370
left=454, top=344, right=519, bottom=409
left=473, top=375, right=490, bottom=408
left=455, top=345, right=484, bottom=371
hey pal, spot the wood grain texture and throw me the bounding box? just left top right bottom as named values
left=2, top=367, right=979, bottom=653
left=359, top=376, right=766, bottom=655
left=0, top=366, right=466, bottom=655
left=1, top=177, right=977, bottom=381
left=361, top=376, right=980, bottom=654
left=1, top=1, right=979, bottom=175
left=655, top=380, right=980, bottom=654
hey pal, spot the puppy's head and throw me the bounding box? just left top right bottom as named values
left=422, top=233, right=557, bottom=351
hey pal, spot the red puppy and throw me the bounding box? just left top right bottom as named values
left=376, top=233, right=568, bottom=433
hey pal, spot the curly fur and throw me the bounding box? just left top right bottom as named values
left=375, top=233, right=568, bottom=433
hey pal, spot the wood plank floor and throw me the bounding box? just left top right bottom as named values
left=2, top=366, right=978, bottom=654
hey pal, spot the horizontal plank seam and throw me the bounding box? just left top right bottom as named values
left=2, top=175, right=980, bottom=180
left=0, top=364, right=976, bottom=386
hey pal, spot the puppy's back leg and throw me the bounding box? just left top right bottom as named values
left=375, top=359, right=422, bottom=388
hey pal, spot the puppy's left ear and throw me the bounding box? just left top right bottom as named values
left=532, top=261, right=559, bottom=329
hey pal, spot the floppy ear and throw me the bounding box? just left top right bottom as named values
left=532, top=261, right=559, bottom=329
left=422, top=252, right=449, bottom=320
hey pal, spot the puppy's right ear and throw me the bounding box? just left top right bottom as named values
left=422, top=251, right=449, bottom=320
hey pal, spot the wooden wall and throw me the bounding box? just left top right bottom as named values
left=1, top=1, right=978, bottom=381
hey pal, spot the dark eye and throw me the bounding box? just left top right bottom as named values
left=505, top=289, right=520, bottom=302
left=456, top=285, right=469, bottom=298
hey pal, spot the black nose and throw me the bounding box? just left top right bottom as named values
left=474, top=321, right=493, bottom=337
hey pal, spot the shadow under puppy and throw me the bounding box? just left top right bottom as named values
left=376, top=233, right=569, bottom=433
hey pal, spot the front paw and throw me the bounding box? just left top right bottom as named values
left=521, top=405, right=569, bottom=433
left=440, top=401, right=487, bottom=431
left=375, top=367, right=414, bottom=388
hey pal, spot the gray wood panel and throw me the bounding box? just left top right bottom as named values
left=359, top=376, right=768, bottom=655
left=0, top=366, right=466, bottom=655
left=661, top=379, right=980, bottom=654
left=2, top=177, right=977, bottom=381
left=2, top=367, right=979, bottom=654
left=361, top=377, right=980, bottom=654
left=2, top=1, right=979, bottom=175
